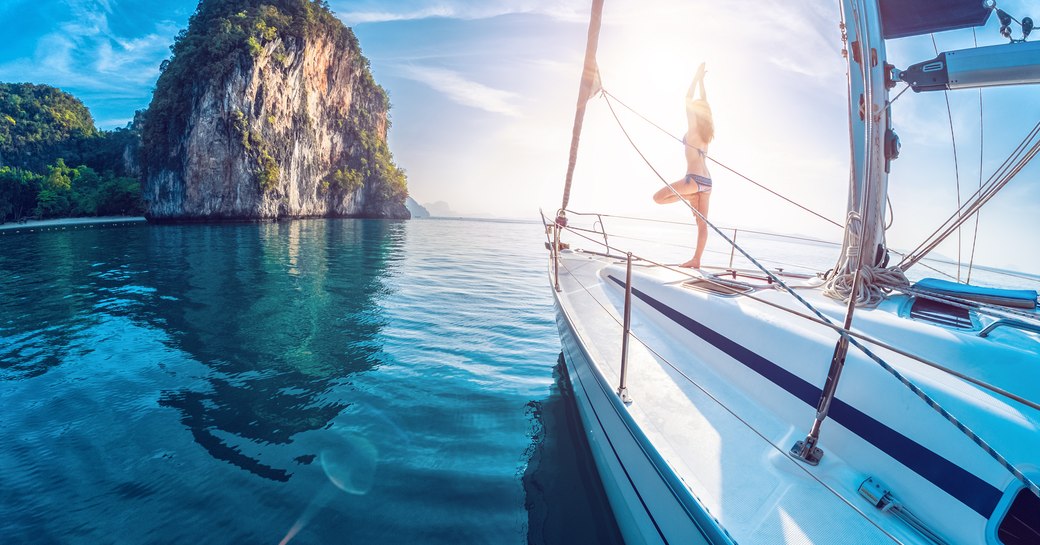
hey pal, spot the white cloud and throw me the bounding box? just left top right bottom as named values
left=332, top=0, right=587, bottom=25
left=0, top=1, right=174, bottom=94
left=336, top=6, right=457, bottom=24
left=398, top=65, right=521, bottom=117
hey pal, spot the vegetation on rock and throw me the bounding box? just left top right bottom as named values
left=0, top=83, right=96, bottom=172
left=142, top=0, right=406, bottom=212
left=0, top=84, right=145, bottom=222
left=144, top=0, right=387, bottom=165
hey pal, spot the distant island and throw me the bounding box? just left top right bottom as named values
left=424, top=201, right=456, bottom=217
left=406, top=197, right=430, bottom=218
left=0, top=0, right=410, bottom=225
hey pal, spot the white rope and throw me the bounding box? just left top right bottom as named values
left=822, top=211, right=910, bottom=306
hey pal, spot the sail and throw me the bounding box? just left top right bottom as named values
left=878, top=0, right=991, bottom=39
left=559, top=0, right=604, bottom=214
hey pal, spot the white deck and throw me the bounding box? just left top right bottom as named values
left=553, top=249, right=1040, bottom=544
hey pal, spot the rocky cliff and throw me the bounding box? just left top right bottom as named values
left=141, top=0, right=408, bottom=221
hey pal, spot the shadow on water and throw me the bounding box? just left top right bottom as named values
left=524, top=354, right=624, bottom=545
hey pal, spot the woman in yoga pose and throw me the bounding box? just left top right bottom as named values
left=653, top=63, right=713, bottom=268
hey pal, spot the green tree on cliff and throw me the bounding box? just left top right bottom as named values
left=0, top=83, right=97, bottom=172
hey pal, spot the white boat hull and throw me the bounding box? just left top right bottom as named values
left=555, top=295, right=729, bottom=544
left=549, top=250, right=1040, bottom=544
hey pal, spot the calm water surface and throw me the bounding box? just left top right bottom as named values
left=0, top=218, right=622, bottom=544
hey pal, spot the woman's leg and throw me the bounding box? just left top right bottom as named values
left=653, top=178, right=698, bottom=204
left=680, top=191, right=711, bottom=268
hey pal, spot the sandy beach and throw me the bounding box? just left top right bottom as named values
left=0, top=216, right=146, bottom=234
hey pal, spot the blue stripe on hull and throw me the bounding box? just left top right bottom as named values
left=607, top=275, right=1002, bottom=518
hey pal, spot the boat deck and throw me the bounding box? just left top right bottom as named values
left=554, top=250, right=911, bottom=543
left=553, top=248, right=1040, bottom=544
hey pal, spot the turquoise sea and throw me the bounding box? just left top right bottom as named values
left=0, top=218, right=622, bottom=545
left=4, top=215, right=1036, bottom=545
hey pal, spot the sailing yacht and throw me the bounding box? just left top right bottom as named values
left=546, top=1, right=1040, bottom=543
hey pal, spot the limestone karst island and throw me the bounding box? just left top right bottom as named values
left=0, top=0, right=410, bottom=224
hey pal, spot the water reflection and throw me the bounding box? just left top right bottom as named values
left=1, top=218, right=626, bottom=543
left=149, top=220, right=405, bottom=480
left=0, top=229, right=107, bottom=379
left=0, top=219, right=406, bottom=482
left=524, top=355, right=623, bottom=545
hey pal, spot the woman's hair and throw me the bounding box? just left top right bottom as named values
left=689, top=99, right=714, bottom=144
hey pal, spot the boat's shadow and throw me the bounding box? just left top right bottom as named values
left=523, top=354, right=624, bottom=545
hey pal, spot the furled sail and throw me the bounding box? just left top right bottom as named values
left=559, top=0, right=604, bottom=215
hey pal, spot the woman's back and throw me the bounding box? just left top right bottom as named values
left=684, top=98, right=713, bottom=175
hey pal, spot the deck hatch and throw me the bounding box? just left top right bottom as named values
left=909, top=297, right=974, bottom=330
left=997, top=487, right=1040, bottom=545
left=682, top=279, right=753, bottom=297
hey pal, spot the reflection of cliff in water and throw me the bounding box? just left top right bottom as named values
left=524, top=354, right=623, bottom=545
left=145, top=219, right=405, bottom=481
left=1, top=220, right=402, bottom=478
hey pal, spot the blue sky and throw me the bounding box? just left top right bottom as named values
left=1, top=0, right=1038, bottom=272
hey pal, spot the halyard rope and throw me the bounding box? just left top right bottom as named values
left=594, top=88, right=1040, bottom=500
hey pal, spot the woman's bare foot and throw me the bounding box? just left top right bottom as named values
left=679, top=258, right=700, bottom=268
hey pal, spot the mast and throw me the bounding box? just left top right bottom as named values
left=559, top=0, right=605, bottom=216
left=826, top=0, right=895, bottom=305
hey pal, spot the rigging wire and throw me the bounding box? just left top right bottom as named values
left=897, top=120, right=1040, bottom=271
left=596, top=85, right=1040, bottom=501
left=967, top=28, right=985, bottom=284
left=885, top=83, right=912, bottom=109
left=600, top=89, right=844, bottom=229
left=932, top=34, right=965, bottom=282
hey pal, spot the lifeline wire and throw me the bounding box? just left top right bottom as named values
left=599, top=86, right=1040, bottom=501
left=551, top=213, right=1040, bottom=412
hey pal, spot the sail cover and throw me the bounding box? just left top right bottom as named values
left=879, top=0, right=991, bottom=39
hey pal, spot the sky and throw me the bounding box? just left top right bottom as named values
left=1, top=0, right=1038, bottom=272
